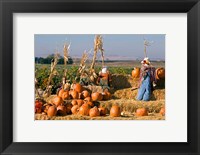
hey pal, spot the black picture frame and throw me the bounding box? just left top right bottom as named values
left=0, top=0, right=200, bottom=154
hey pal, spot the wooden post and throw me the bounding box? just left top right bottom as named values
left=100, top=49, right=104, bottom=67
left=144, top=45, right=147, bottom=57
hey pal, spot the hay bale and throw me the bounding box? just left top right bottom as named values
left=113, top=88, right=165, bottom=100
left=84, top=85, right=103, bottom=93
left=44, top=95, right=56, bottom=103
left=111, top=74, right=132, bottom=89
left=111, top=74, right=165, bottom=90
left=98, top=99, right=165, bottom=113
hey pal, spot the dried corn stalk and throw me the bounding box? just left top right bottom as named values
left=63, top=43, right=70, bottom=66
left=76, top=50, right=89, bottom=79
left=43, top=53, right=59, bottom=98
left=61, top=43, right=71, bottom=88
left=90, top=35, right=104, bottom=70
left=63, top=43, right=70, bottom=77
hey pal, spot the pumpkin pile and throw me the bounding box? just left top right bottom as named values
left=35, top=82, right=114, bottom=117
left=35, top=82, right=165, bottom=118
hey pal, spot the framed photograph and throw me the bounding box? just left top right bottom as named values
left=34, top=33, right=165, bottom=121
left=0, top=0, right=199, bottom=154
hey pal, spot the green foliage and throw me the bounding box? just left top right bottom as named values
left=35, top=64, right=79, bottom=93
left=35, top=64, right=132, bottom=93
left=109, top=67, right=132, bottom=75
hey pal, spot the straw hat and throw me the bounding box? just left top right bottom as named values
left=102, top=66, right=108, bottom=73
left=141, top=57, right=150, bottom=65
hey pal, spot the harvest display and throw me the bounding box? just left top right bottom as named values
left=35, top=35, right=165, bottom=120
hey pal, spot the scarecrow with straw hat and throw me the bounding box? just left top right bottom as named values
left=132, top=57, right=156, bottom=101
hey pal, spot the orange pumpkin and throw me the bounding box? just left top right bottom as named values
left=155, top=68, right=165, bottom=80
left=91, top=92, right=103, bottom=101
left=62, top=91, right=70, bottom=100
left=47, top=106, right=57, bottom=117
left=71, top=105, right=79, bottom=114
left=71, top=100, right=77, bottom=106
left=103, top=91, right=111, bottom=100
left=98, top=93, right=103, bottom=101
left=43, top=104, right=51, bottom=113
left=110, top=105, right=121, bottom=117
left=70, top=90, right=79, bottom=99
left=84, top=97, right=92, bottom=102
left=87, top=101, right=94, bottom=107
left=35, top=100, right=43, bottom=113
left=35, top=108, right=42, bottom=114
left=135, top=108, right=148, bottom=116
left=74, top=83, right=83, bottom=93
left=159, top=107, right=165, bottom=116
left=89, top=106, right=100, bottom=117
left=76, top=99, right=84, bottom=107
left=35, top=100, right=43, bottom=108
left=57, top=105, right=67, bottom=116
left=65, top=103, right=73, bottom=114
left=81, top=90, right=90, bottom=99
left=58, top=89, right=65, bottom=97
left=79, top=103, right=90, bottom=116
left=132, top=67, right=140, bottom=78
left=98, top=107, right=107, bottom=116
left=52, top=96, right=63, bottom=107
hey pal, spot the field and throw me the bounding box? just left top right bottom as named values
left=35, top=60, right=165, bottom=120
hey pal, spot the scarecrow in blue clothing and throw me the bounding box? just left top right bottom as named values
left=132, top=57, right=156, bottom=101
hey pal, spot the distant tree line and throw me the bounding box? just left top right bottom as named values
left=35, top=54, right=73, bottom=64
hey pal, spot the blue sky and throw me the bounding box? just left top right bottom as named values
left=34, top=34, right=165, bottom=60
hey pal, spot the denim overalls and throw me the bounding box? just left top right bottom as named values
left=137, top=69, right=151, bottom=101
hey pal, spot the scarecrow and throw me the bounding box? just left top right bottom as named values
left=98, top=66, right=112, bottom=91
left=133, top=57, right=156, bottom=101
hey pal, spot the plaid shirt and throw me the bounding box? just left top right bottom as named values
left=139, top=65, right=156, bottom=87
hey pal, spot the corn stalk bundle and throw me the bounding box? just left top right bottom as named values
left=90, top=35, right=104, bottom=70
left=60, top=43, right=70, bottom=89
left=63, top=43, right=70, bottom=78
left=76, top=51, right=89, bottom=78
left=43, top=53, right=59, bottom=98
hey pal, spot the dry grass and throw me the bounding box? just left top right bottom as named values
left=35, top=113, right=164, bottom=120
left=98, top=99, right=164, bottom=113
